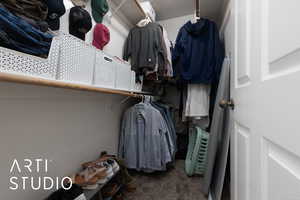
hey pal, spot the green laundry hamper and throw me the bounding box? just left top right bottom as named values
left=185, top=127, right=210, bottom=176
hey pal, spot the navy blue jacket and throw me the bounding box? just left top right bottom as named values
left=172, top=19, right=224, bottom=84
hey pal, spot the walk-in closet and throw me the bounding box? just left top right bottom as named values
left=1, top=0, right=299, bottom=200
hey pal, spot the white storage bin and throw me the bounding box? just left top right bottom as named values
left=94, top=51, right=116, bottom=89
left=131, top=71, right=136, bottom=91
left=115, top=61, right=132, bottom=91
left=0, top=36, right=60, bottom=79
left=57, top=34, right=95, bottom=85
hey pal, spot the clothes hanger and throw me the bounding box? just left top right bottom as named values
left=137, top=16, right=152, bottom=27
left=191, top=13, right=201, bottom=24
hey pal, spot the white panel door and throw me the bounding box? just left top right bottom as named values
left=231, top=0, right=300, bottom=199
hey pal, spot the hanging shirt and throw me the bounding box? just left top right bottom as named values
left=161, top=27, right=173, bottom=77
left=185, top=84, right=211, bottom=118
left=119, top=103, right=172, bottom=172
left=123, top=23, right=166, bottom=76
left=151, top=102, right=176, bottom=158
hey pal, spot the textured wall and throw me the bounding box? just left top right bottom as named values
left=158, top=14, right=193, bottom=42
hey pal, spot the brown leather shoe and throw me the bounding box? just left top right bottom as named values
left=94, top=168, right=107, bottom=179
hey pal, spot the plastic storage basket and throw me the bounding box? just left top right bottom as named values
left=185, top=127, right=210, bottom=176
left=57, top=34, right=95, bottom=85
left=0, top=36, right=60, bottom=79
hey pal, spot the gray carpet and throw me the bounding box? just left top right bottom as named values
left=124, top=160, right=207, bottom=200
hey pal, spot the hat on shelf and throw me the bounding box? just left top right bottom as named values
left=69, top=6, right=92, bottom=41
left=71, top=0, right=89, bottom=8
left=92, top=23, right=110, bottom=50
left=91, top=0, right=109, bottom=23
left=45, top=0, right=66, bottom=30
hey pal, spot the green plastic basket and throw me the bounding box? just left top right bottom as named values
left=185, top=127, right=210, bottom=176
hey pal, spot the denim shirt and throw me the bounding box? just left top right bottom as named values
left=119, top=103, right=172, bottom=171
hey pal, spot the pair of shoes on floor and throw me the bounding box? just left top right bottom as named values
left=70, top=166, right=107, bottom=190
left=80, top=157, right=120, bottom=188
left=83, top=156, right=120, bottom=173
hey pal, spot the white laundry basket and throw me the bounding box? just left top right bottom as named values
left=57, top=34, right=95, bottom=85
left=0, top=36, right=60, bottom=79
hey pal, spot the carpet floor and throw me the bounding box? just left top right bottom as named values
left=124, top=160, right=207, bottom=200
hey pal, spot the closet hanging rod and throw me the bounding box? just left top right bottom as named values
left=0, top=72, right=145, bottom=98
left=195, top=0, right=200, bottom=17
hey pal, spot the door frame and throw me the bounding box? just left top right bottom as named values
left=209, top=1, right=233, bottom=199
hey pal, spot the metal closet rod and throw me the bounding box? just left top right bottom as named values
left=195, top=0, right=200, bottom=17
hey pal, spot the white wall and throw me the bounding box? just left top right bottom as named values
left=0, top=1, right=133, bottom=199
left=0, top=83, right=135, bottom=199
left=158, top=14, right=193, bottom=42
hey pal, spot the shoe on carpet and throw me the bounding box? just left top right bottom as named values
left=71, top=166, right=107, bottom=190
left=82, top=157, right=108, bottom=169
left=70, top=173, right=98, bottom=190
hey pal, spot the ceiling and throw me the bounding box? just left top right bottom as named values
left=139, top=0, right=226, bottom=22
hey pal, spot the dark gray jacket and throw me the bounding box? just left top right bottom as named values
left=123, top=23, right=166, bottom=75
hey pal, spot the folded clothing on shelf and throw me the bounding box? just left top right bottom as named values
left=1, top=0, right=48, bottom=22
left=0, top=4, right=53, bottom=57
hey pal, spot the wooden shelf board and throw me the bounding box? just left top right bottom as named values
left=0, top=72, right=142, bottom=98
